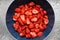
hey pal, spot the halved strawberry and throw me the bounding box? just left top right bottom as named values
left=32, top=9, right=39, bottom=14
left=26, top=18, right=31, bottom=24
left=31, top=17, right=38, bottom=22
left=28, top=2, right=35, bottom=7
left=34, top=28, right=40, bottom=33
left=26, top=34, right=31, bottom=38
left=37, top=32, right=43, bottom=36
left=20, top=15, right=25, bottom=22
left=15, top=8, right=21, bottom=13
left=29, top=23, right=34, bottom=29
left=26, top=28, right=30, bottom=34
left=18, top=18, right=24, bottom=25
left=30, top=32, right=37, bottom=38
left=25, top=10, right=32, bottom=16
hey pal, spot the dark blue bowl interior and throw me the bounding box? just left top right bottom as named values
left=6, top=0, right=55, bottom=40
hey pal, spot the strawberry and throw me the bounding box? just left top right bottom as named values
left=26, top=28, right=30, bottom=34
left=28, top=2, right=35, bottom=7
left=37, top=32, right=43, bottom=36
left=26, top=34, right=31, bottom=38
left=15, top=8, right=20, bottom=13
left=31, top=17, right=38, bottom=22
left=29, top=23, right=34, bottom=29
left=32, top=9, right=39, bottom=14
left=30, top=32, right=37, bottom=38
left=34, top=28, right=40, bottom=33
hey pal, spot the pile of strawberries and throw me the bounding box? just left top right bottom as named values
left=13, top=2, right=49, bottom=38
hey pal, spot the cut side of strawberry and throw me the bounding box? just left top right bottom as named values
left=31, top=17, right=38, bottom=22
left=32, top=9, right=39, bottom=14
left=28, top=2, right=35, bottom=7
left=26, top=18, right=31, bottom=24
left=29, top=23, right=35, bottom=29
left=37, top=32, right=43, bottom=37
left=30, top=32, right=37, bottom=38
left=25, top=11, right=32, bottom=16
left=20, top=15, right=25, bottom=22
left=26, top=28, right=30, bottom=34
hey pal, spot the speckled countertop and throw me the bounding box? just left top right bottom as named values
left=0, top=0, right=60, bottom=40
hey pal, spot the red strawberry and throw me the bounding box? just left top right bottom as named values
left=29, top=23, right=34, bottom=29
left=34, top=28, right=40, bottom=33
left=26, top=34, right=31, bottom=38
left=15, top=8, right=20, bottom=13
left=30, top=32, right=37, bottom=38
left=37, top=32, right=43, bottom=36
left=26, top=28, right=30, bottom=34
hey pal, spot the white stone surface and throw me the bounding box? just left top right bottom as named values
left=0, top=0, right=60, bottom=40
